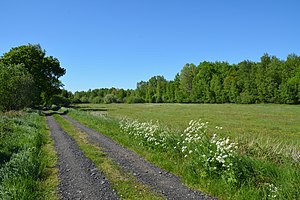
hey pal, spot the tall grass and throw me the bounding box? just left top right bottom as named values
left=0, top=111, right=58, bottom=200
left=68, top=108, right=300, bottom=200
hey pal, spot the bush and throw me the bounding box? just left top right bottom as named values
left=126, top=96, right=145, bottom=104
left=103, top=94, right=118, bottom=104
left=50, top=104, right=60, bottom=111
left=80, top=96, right=89, bottom=103
left=91, top=96, right=103, bottom=104
left=71, top=97, right=82, bottom=104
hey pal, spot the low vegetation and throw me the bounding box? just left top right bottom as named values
left=68, top=105, right=300, bottom=199
left=0, top=111, right=58, bottom=200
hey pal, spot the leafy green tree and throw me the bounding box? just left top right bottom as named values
left=136, top=81, right=148, bottom=101
left=0, top=64, right=36, bottom=111
left=173, top=73, right=184, bottom=102
left=61, top=89, right=73, bottom=99
left=179, top=63, right=198, bottom=102
left=155, top=76, right=167, bottom=103
left=165, top=81, right=176, bottom=102
left=236, top=61, right=257, bottom=103
left=255, top=54, right=271, bottom=103
left=285, top=65, right=300, bottom=104
left=0, top=44, right=66, bottom=105
left=279, top=54, right=300, bottom=103
left=80, top=96, right=89, bottom=103
left=191, top=62, right=215, bottom=103
left=51, top=95, right=71, bottom=107
left=145, top=76, right=158, bottom=103
left=116, top=89, right=127, bottom=103
left=91, top=96, right=103, bottom=104
left=210, top=74, right=223, bottom=103
left=224, top=68, right=240, bottom=103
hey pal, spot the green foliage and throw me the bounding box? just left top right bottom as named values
left=0, top=44, right=66, bottom=105
left=51, top=95, right=71, bottom=107
left=103, top=94, right=118, bottom=104
left=180, top=63, right=198, bottom=102
left=90, top=96, right=103, bottom=104
left=126, top=96, right=145, bottom=104
left=71, top=88, right=131, bottom=104
left=0, top=64, right=36, bottom=111
left=0, top=112, right=57, bottom=199
left=68, top=53, right=300, bottom=105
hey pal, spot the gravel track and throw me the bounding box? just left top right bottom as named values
left=46, top=115, right=119, bottom=200
left=63, top=115, right=217, bottom=200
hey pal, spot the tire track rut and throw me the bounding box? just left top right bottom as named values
left=46, top=115, right=119, bottom=200
left=63, top=115, right=217, bottom=200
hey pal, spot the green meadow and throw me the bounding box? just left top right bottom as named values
left=75, top=103, right=300, bottom=149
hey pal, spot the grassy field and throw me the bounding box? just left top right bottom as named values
left=69, top=103, right=300, bottom=199
left=75, top=103, right=300, bottom=149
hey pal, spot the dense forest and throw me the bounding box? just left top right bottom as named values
left=68, top=53, right=300, bottom=104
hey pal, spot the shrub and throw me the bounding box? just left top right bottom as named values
left=80, top=96, right=89, bottom=103
left=126, top=96, right=145, bottom=104
left=103, top=94, right=118, bottom=104
left=91, top=96, right=103, bottom=104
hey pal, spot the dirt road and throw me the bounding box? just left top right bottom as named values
left=47, top=115, right=118, bottom=200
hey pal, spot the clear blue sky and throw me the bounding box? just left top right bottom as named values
left=1, top=0, right=299, bottom=92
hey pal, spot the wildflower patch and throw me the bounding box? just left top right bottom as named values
left=120, top=118, right=239, bottom=184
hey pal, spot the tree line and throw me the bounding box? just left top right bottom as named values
left=68, top=53, right=300, bottom=104
left=0, top=44, right=66, bottom=111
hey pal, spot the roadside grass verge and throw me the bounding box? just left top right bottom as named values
left=53, top=114, right=164, bottom=200
left=40, top=115, right=59, bottom=200
left=67, top=108, right=300, bottom=200
left=0, top=111, right=59, bottom=200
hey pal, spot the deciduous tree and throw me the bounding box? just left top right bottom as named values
left=0, top=64, right=36, bottom=111
left=0, top=44, right=66, bottom=105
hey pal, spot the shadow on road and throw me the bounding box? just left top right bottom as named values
left=41, top=110, right=68, bottom=116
